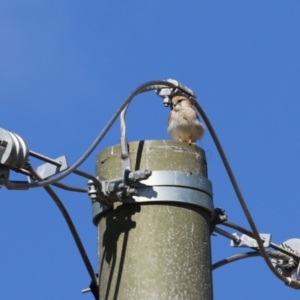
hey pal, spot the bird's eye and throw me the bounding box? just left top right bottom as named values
left=178, top=99, right=183, bottom=103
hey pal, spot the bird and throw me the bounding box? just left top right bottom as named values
left=168, top=95, right=205, bottom=145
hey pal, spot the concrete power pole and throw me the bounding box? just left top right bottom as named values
left=93, top=140, right=214, bottom=300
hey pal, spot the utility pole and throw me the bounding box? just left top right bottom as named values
left=93, top=140, right=214, bottom=300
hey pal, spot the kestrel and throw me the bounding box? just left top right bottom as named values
left=168, top=95, right=204, bottom=145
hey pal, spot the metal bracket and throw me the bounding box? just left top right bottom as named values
left=91, top=169, right=152, bottom=225
left=28, top=155, right=68, bottom=180
left=100, top=169, right=152, bottom=200
left=81, top=274, right=99, bottom=300
left=230, top=233, right=271, bottom=248
left=156, top=79, right=197, bottom=108
left=211, top=208, right=228, bottom=226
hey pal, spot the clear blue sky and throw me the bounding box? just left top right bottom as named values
left=1, top=1, right=300, bottom=299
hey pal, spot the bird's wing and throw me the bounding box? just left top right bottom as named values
left=192, top=107, right=201, bottom=121
left=168, top=110, right=174, bottom=125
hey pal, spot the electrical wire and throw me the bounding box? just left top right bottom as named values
left=108, top=78, right=291, bottom=284
left=212, top=251, right=262, bottom=271
left=213, top=228, right=294, bottom=270
left=11, top=167, right=88, bottom=193
left=25, top=165, right=99, bottom=293
left=120, top=84, right=169, bottom=138
left=212, top=250, right=296, bottom=272
left=26, top=80, right=176, bottom=188
left=18, top=78, right=292, bottom=284
left=72, top=169, right=102, bottom=190
left=222, top=221, right=254, bottom=237
left=116, top=79, right=292, bottom=283
left=193, top=101, right=290, bottom=284
left=27, top=151, right=101, bottom=189
left=119, top=84, right=174, bottom=165
left=214, top=227, right=240, bottom=243
left=53, top=182, right=88, bottom=193
left=114, top=78, right=293, bottom=284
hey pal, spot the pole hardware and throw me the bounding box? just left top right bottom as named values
left=88, top=180, right=103, bottom=203
left=211, top=207, right=228, bottom=228
left=0, top=127, right=29, bottom=168
left=230, top=233, right=271, bottom=248
left=0, top=129, right=98, bottom=192
left=156, top=79, right=197, bottom=108
left=92, top=169, right=214, bottom=225
left=27, top=155, right=69, bottom=181
left=1, top=153, right=69, bottom=190
left=213, top=213, right=300, bottom=290
left=271, top=239, right=300, bottom=289
left=81, top=274, right=99, bottom=299
left=102, top=168, right=152, bottom=199
left=0, top=128, right=72, bottom=189
left=88, top=168, right=151, bottom=205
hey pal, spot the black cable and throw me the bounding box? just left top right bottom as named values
left=222, top=221, right=254, bottom=237
left=11, top=167, right=88, bottom=193
left=53, top=182, right=88, bottom=193
left=212, top=250, right=296, bottom=272
left=193, top=101, right=290, bottom=284
left=27, top=80, right=176, bottom=188
left=212, top=251, right=262, bottom=271
left=120, top=84, right=169, bottom=137
left=213, top=229, right=294, bottom=270
left=25, top=165, right=99, bottom=294
left=72, top=169, right=102, bottom=190
left=270, top=243, right=300, bottom=260
left=214, top=227, right=240, bottom=243
left=28, top=150, right=103, bottom=188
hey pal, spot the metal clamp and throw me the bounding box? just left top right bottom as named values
left=28, top=155, right=68, bottom=181
left=92, top=170, right=214, bottom=225
left=156, top=79, right=197, bottom=108
left=100, top=168, right=152, bottom=199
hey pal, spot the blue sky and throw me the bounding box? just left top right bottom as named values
left=1, top=1, right=300, bottom=299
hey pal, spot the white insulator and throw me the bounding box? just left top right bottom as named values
left=0, top=128, right=29, bottom=168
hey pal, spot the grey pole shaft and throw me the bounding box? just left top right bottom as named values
left=95, top=140, right=213, bottom=300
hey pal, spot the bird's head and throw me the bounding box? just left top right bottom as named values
left=171, top=96, right=193, bottom=111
